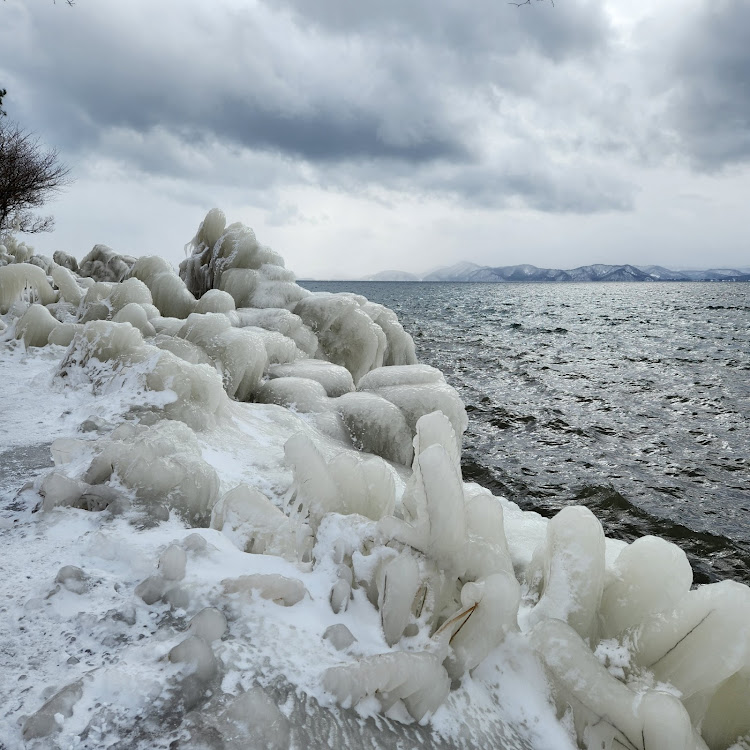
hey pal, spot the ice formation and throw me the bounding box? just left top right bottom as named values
left=2, top=209, right=749, bottom=750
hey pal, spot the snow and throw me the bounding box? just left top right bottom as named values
left=1, top=210, right=749, bottom=750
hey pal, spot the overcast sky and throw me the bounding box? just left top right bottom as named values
left=2, top=0, right=749, bottom=278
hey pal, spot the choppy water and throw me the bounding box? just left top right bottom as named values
left=302, top=281, right=750, bottom=585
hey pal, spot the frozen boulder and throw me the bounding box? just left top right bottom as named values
left=531, top=618, right=707, bottom=750
left=50, top=263, right=84, bottom=306
left=323, top=651, right=450, bottom=722
left=112, top=303, right=156, bottom=336
left=78, top=243, right=135, bottom=282
left=285, top=433, right=396, bottom=525
left=22, top=680, right=84, bottom=740
left=380, top=414, right=467, bottom=574
left=293, top=293, right=386, bottom=383
left=178, top=313, right=268, bottom=400
left=334, top=391, right=414, bottom=465
left=159, top=544, right=187, bottom=581
left=629, top=579, right=750, bottom=701
left=359, top=375, right=468, bottom=454
left=236, top=307, right=318, bottom=357
left=221, top=573, right=307, bottom=607
left=84, top=420, right=219, bottom=524
left=15, top=304, right=58, bottom=347
left=463, top=485, right=515, bottom=580
left=0, top=263, right=57, bottom=313
left=599, top=535, right=693, bottom=638
left=441, top=572, right=521, bottom=679
left=377, top=552, right=421, bottom=646
left=255, top=377, right=330, bottom=413
left=267, top=359, right=354, bottom=397
left=128, top=255, right=197, bottom=319
left=181, top=209, right=307, bottom=311
left=214, top=687, right=291, bottom=750
left=524, top=505, right=605, bottom=641
left=211, top=483, right=309, bottom=560
left=361, top=300, right=418, bottom=366
left=189, top=607, right=227, bottom=643
left=168, top=635, right=218, bottom=682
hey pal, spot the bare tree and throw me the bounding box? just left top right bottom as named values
left=0, top=120, right=72, bottom=234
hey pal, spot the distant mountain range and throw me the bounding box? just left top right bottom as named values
left=362, top=262, right=750, bottom=283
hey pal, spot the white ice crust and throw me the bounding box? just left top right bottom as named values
left=1, top=210, right=748, bottom=750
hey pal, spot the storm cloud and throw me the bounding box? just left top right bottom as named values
left=1, top=0, right=749, bottom=275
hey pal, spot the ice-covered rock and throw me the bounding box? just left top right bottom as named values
left=285, top=433, right=396, bottom=525
left=267, top=358, right=354, bottom=397
left=159, top=544, right=187, bottom=581
left=599, top=535, right=693, bottom=638
left=323, top=623, right=357, bottom=651
left=236, top=307, right=318, bottom=357
left=377, top=552, right=421, bottom=646
left=358, top=366, right=468, bottom=454
left=84, top=420, right=219, bottom=523
left=178, top=312, right=268, bottom=400
left=168, top=635, right=218, bottom=682
left=189, top=607, right=227, bottom=643
left=532, top=618, right=707, bottom=750
left=15, top=303, right=58, bottom=347
left=211, top=483, right=310, bottom=560
left=629, top=579, right=750, bottom=702
left=222, top=573, right=308, bottom=606
left=50, top=263, right=84, bottom=306
left=128, top=255, right=197, bottom=319
left=78, top=243, right=135, bottom=282
left=380, top=414, right=467, bottom=573
left=22, top=679, right=84, bottom=740
left=0, top=262, right=57, bottom=313
left=334, top=391, right=414, bottom=465
left=442, top=573, right=520, bottom=678
left=214, top=687, right=291, bottom=750
left=323, top=651, right=450, bottom=722
left=180, top=208, right=307, bottom=311
left=58, top=320, right=227, bottom=429
left=293, top=293, right=386, bottom=382
left=524, top=505, right=605, bottom=641
left=256, top=376, right=330, bottom=413
left=53, top=250, right=79, bottom=273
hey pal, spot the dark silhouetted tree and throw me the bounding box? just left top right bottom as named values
left=0, top=97, right=72, bottom=234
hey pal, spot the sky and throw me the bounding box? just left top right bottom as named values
left=1, top=0, right=749, bottom=279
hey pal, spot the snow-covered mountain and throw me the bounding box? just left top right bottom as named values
left=359, top=262, right=750, bottom=283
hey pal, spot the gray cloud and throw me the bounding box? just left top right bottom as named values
left=665, top=0, right=750, bottom=169
left=6, top=0, right=744, bottom=222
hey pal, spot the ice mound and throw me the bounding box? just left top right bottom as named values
left=177, top=312, right=268, bottom=400
left=58, top=320, right=227, bottom=429
left=524, top=504, right=605, bottom=640
left=322, top=651, right=450, bottom=721
left=180, top=207, right=308, bottom=311
left=267, top=358, right=354, bottom=396
left=78, top=243, right=135, bottom=282
left=128, top=255, right=197, bottom=318
left=0, top=262, right=58, bottom=313
left=236, top=307, right=319, bottom=357
left=4, top=210, right=750, bottom=750
left=285, top=432, right=396, bottom=525
left=15, top=303, right=59, bottom=347
left=211, top=483, right=311, bottom=560
left=82, top=420, right=219, bottom=523
left=335, top=391, right=415, bottom=465
left=357, top=364, right=468, bottom=453
left=532, top=618, right=707, bottom=750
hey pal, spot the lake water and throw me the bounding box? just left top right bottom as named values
left=301, top=281, right=750, bottom=585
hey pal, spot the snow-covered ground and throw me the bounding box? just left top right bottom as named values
left=1, top=213, right=748, bottom=749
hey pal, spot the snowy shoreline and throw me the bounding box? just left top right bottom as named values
left=1, top=212, right=749, bottom=749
